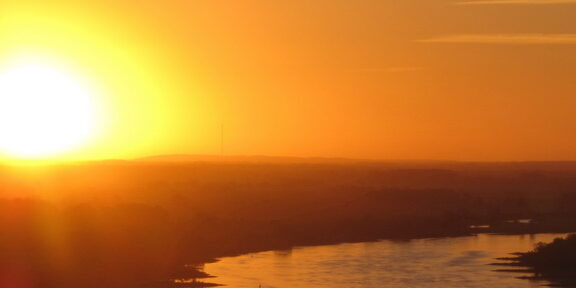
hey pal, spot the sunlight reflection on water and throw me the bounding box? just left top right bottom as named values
left=204, top=233, right=569, bottom=288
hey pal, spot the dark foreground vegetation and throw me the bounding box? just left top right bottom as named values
left=497, top=234, right=576, bottom=287
left=2, top=157, right=576, bottom=287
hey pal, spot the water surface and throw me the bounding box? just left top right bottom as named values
left=204, top=233, right=569, bottom=288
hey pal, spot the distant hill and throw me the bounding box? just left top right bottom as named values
left=135, top=154, right=369, bottom=164
left=134, top=155, right=576, bottom=171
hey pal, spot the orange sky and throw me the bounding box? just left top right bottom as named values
left=2, top=0, right=576, bottom=161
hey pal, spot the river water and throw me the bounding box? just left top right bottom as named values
left=203, top=233, right=570, bottom=288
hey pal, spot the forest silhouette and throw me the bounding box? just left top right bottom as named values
left=1, top=158, right=576, bottom=287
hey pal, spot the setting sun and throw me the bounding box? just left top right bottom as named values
left=0, top=64, right=98, bottom=158
left=2, top=1, right=576, bottom=288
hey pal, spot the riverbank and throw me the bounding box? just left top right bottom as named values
left=181, top=226, right=576, bottom=288
left=4, top=161, right=576, bottom=287
left=200, top=233, right=572, bottom=288
left=178, top=227, right=474, bottom=287
left=494, top=234, right=576, bottom=287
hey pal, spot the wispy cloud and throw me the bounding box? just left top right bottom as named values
left=456, top=0, right=576, bottom=5
left=347, top=67, right=425, bottom=73
left=418, top=34, right=576, bottom=44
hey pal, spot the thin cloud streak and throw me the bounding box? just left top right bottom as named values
left=456, top=0, right=576, bottom=5
left=346, top=67, right=425, bottom=73
left=418, top=34, right=576, bottom=44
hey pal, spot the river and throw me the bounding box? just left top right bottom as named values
left=203, top=233, right=570, bottom=288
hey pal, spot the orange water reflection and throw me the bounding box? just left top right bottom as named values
left=204, top=234, right=569, bottom=288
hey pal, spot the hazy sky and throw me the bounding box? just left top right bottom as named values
left=1, top=0, right=576, bottom=161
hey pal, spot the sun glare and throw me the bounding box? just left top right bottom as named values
left=0, top=64, right=98, bottom=158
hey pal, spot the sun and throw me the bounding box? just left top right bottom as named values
left=0, top=65, right=98, bottom=158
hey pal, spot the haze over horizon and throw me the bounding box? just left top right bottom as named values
left=2, top=0, right=576, bottom=161
left=3, top=2, right=576, bottom=287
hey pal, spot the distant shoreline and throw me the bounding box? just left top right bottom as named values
left=189, top=229, right=576, bottom=287
left=196, top=231, right=576, bottom=288
left=3, top=160, right=576, bottom=288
